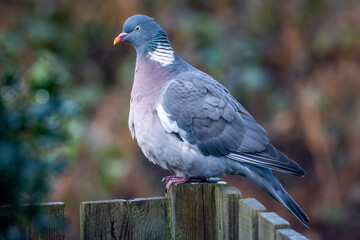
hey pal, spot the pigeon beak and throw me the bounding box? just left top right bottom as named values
left=114, top=33, right=128, bottom=45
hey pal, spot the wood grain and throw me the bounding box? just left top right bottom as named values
left=258, top=212, right=290, bottom=240
left=215, top=183, right=242, bottom=240
left=80, top=197, right=170, bottom=240
left=168, top=182, right=218, bottom=240
left=239, top=198, right=267, bottom=240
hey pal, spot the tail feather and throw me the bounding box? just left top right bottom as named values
left=228, top=144, right=306, bottom=177
left=243, top=164, right=310, bottom=227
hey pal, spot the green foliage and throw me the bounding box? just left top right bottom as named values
left=0, top=22, right=76, bottom=237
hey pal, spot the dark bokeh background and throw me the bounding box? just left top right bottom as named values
left=1, top=0, right=360, bottom=239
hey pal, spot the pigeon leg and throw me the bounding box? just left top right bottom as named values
left=164, top=176, right=190, bottom=192
left=162, top=176, right=223, bottom=192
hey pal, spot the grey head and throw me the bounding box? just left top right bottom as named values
left=114, top=15, right=172, bottom=58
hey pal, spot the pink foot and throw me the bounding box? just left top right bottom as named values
left=162, top=175, right=190, bottom=192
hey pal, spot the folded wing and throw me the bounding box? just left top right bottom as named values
left=157, top=71, right=305, bottom=176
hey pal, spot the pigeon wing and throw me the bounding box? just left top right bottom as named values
left=157, top=71, right=304, bottom=176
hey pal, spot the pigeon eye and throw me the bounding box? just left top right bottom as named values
left=135, top=26, right=141, bottom=31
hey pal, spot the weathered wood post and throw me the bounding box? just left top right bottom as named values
left=215, top=183, right=243, bottom=239
left=168, top=183, right=218, bottom=239
left=168, top=182, right=242, bottom=240
left=80, top=197, right=171, bottom=239
left=0, top=202, right=65, bottom=240
left=239, top=198, right=267, bottom=240
left=258, top=212, right=291, bottom=240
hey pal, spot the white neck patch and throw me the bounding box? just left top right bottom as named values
left=147, top=43, right=175, bottom=66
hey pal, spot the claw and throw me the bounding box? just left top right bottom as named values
left=162, top=176, right=172, bottom=182
left=163, top=175, right=190, bottom=192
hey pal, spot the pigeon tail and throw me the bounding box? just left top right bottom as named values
left=242, top=164, right=310, bottom=227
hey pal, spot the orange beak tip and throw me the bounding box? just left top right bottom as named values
left=113, top=37, right=120, bottom=45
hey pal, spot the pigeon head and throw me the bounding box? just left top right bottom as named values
left=114, top=15, right=175, bottom=65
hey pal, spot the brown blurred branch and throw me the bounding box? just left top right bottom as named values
left=298, top=87, right=341, bottom=206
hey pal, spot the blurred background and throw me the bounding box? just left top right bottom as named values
left=1, top=0, right=360, bottom=239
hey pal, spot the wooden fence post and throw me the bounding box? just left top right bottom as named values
left=239, top=198, right=267, bottom=240
left=168, top=182, right=218, bottom=240
left=215, top=183, right=242, bottom=240
left=80, top=197, right=170, bottom=240
left=0, top=202, right=65, bottom=240
left=258, top=212, right=291, bottom=240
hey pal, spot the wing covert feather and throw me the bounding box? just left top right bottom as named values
left=158, top=72, right=268, bottom=156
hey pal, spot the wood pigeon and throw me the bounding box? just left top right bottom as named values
left=114, top=15, right=309, bottom=227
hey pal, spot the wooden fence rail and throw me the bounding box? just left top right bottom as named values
left=80, top=182, right=308, bottom=240
left=0, top=182, right=308, bottom=239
